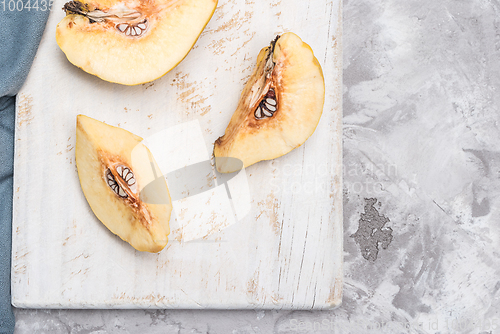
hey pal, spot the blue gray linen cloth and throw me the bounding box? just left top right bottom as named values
left=0, top=8, right=49, bottom=334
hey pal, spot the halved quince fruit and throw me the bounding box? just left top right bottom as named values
left=214, top=32, right=325, bottom=173
left=76, top=115, right=172, bottom=252
left=56, top=0, right=217, bottom=85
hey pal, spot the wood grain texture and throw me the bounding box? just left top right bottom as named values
left=12, top=0, right=342, bottom=309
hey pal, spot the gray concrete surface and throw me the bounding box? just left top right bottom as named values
left=13, top=0, right=500, bottom=332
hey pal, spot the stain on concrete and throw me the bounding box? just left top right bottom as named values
left=351, top=198, right=393, bottom=261
left=472, top=197, right=490, bottom=217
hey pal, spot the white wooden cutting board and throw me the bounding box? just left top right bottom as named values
left=11, top=0, right=342, bottom=309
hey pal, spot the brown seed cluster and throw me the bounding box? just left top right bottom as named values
left=105, top=164, right=137, bottom=198
left=116, top=20, right=148, bottom=37
left=255, top=88, right=278, bottom=120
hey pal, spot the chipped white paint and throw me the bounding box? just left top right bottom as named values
left=11, top=0, right=342, bottom=309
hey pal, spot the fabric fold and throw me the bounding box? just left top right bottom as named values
left=0, top=9, right=50, bottom=334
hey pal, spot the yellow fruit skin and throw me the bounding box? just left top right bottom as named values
left=214, top=32, right=325, bottom=173
left=56, top=0, right=218, bottom=85
left=76, top=115, right=172, bottom=252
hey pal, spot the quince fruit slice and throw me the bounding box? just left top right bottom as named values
left=56, top=0, right=217, bottom=85
left=214, top=32, right=325, bottom=173
left=76, top=115, right=172, bottom=252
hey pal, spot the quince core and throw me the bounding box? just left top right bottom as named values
left=56, top=0, right=217, bottom=85
left=214, top=33, right=325, bottom=173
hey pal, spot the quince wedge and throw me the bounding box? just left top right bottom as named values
left=76, top=115, right=172, bottom=252
left=56, top=0, right=218, bottom=85
left=214, top=32, right=325, bottom=173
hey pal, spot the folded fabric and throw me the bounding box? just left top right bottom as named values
left=0, top=8, right=50, bottom=334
